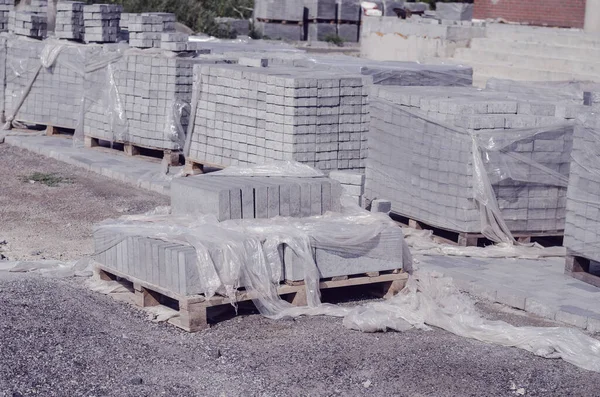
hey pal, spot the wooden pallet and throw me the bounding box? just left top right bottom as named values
left=12, top=121, right=75, bottom=138
left=393, top=213, right=563, bottom=247
left=95, top=264, right=408, bottom=332
left=84, top=135, right=182, bottom=166
left=256, top=18, right=303, bottom=25
left=183, top=159, right=225, bottom=175
left=565, top=253, right=600, bottom=288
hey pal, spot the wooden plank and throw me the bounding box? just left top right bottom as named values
left=95, top=265, right=409, bottom=333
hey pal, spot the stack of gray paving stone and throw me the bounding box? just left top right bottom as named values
left=171, top=175, right=343, bottom=219
left=84, top=53, right=217, bottom=150
left=366, top=85, right=576, bottom=234
left=187, top=63, right=369, bottom=172
left=564, top=113, right=600, bottom=264
left=329, top=170, right=365, bottom=206
left=93, top=171, right=407, bottom=295
left=127, top=13, right=164, bottom=48
left=55, top=1, right=84, bottom=41
left=4, top=35, right=97, bottom=129
left=0, top=0, right=14, bottom=32
left=253, top=0, right=304, bottom=41
left=160, top=32, right=205, bottom=53
left=83, top=3, right=121, bottom=43
left=8, top=0, right=48, bottom=39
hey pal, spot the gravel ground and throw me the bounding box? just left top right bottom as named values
left=1, top=143, right=600, bottom=396
left=0, top=144, right=168, bottom=261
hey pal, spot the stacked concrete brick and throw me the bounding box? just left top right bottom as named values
left=94, top=172, right=406, bottom=296
left=171, top=175, right=342, bottom=220
left=329, top=170, right=365, bottom=206
left=55, top=1, right=84, bottom=41
left=0, top=0, right=14, bottom=32
left=83, top=3, right=121, bottom=43
left=127, top=13, right=164, bottom=48
left=253, top=0, right=304, bottom=41
left=366, top=85, right=576, bottom=234
left=4, top=35, right=95, bottom=129
left=564, top=113, right=600, bottom=263
left=187, top=63, right=369, bottom=171
left=8, top=0, right=48, bottom=39
left=84, top=52, right=207, bottom=151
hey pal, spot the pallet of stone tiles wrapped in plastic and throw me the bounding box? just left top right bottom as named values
left=83, top=51, right=222, bottom=165
left=563, top=112, right=600, bottom=287
left=92, top=181, right=409, bottom=331
left=3, top=35, right=119, bottom=134
left=184, top=63, right=369, bottom=174
left=365, top=85, right=578, bottom=246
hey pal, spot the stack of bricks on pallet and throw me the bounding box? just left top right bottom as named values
left=55, top=1, right=84, bottom=41
left=271, top=54, right=473, bottom=86
left=127, top=13, right=167, bottom=48
left=171, top=175, right=342, bottom=220
left=93, top=229, right=268, bottom=296
left=9, top=0, right=47, bottom=39
left=564, top=114, right=600, bottom=263
left=5, top=35, right=91, bottom=129
left=160, top=32, right=204, bottom=53
left=83, top=3, right=121, bottom=43
left=0, top=0, right=14, bottom=32
left=253, top=0, right=303, bottom=41
left=84, top=52, right=206, bottom=150
left=366, top=85, right=575, bottom=234
left=329, top=170, right=365, bottom=206
left=187, top=63, right=368, bottom=172
left=283, top=220, right=404, bottom=280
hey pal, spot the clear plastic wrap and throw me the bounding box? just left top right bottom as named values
left=563, top=112, right=600, bottom=262
left=343, top=271, right=600, bottom=373
left=366, top=86, right=575, bottom=243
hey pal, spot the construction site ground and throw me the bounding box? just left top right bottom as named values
left=2, top=143, right=600, bottom=396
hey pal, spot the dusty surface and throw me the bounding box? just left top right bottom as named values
left=0, top=144, right=168, bottom=261
left=2, top=143, right=600, bottom=396
left=1, top=272, right=600, bottom=397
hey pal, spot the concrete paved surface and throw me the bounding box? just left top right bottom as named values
left=417, top=255, right=600, bottom=333
left=4, top=133, right=177, bottom=195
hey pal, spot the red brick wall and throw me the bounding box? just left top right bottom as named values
left=473, top=0, right=586, bottom=28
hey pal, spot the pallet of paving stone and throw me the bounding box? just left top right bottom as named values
left=84, top=135, right=182, bottom=166
left=395, top=213, right=563, bottom=247
left=95, top=264, right=408, bottom=332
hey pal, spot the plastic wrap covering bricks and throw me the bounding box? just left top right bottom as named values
left=83, top=3, right=121, bottom=43
left=4, top=35, right=116, bottom=130
left=171, top=174, right=343, bottom=220
left=55, top=1, right=84, bottom=41
left=271, top=54, right=473, bottom=87
left=435, top=3, right=473, bottom=21
left=84, top=52, right=213, bottom=151
left=366, top=85, right=577, bottom=243
left=186, top=64, right=368, bottom=172
left=92, top=205, right=407, bottom=299
left=564, top=113, right=600, bottom=264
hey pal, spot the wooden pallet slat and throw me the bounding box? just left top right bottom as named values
left=95, top=265, right=409, bottom=332
left=84, top=135, right=182, bottom=167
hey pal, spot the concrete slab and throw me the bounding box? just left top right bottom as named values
left=3, top=134, right=175, bottom=195
left=417, top=254, right=600, bottom=332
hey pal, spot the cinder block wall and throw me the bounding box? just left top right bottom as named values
left=474, top=0, right=586, bottom=29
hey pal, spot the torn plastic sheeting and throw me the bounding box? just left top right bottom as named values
left=0, top=258, right=93, bottom=278
left=403, top=227, right=566, bottom=259
left=344, top=271, right=600, bottom=372
left=367, top=98, right=574, bottom=244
